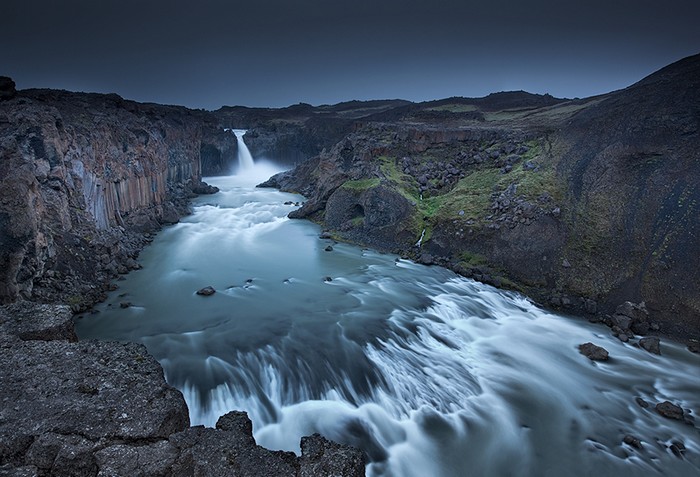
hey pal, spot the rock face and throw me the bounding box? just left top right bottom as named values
left=0, top=88, right=223, bottom=311
left=265, top=53, right=700, bottom=342
left=0, top=304, right=366, bottom=476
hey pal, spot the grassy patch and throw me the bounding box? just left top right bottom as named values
left=341, top=178, right=380, bottom=190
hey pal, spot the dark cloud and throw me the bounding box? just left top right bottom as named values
left=2, top=0, right=699, bottom=108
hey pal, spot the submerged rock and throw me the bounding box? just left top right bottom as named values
left=578, top=342, right=609, bottom=361
left=623, top=435, right=643, bottom=449
left=196, top=286, right=216, bottom=296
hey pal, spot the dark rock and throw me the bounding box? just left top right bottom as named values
left=324, top=276, right=333, bottom=282
left=299, top=433, right=367, bottom=477
left=670, top=441, right=686, bottom=458
left=0, top=303, right=77, bottom=342
left=639, top=337, right=661, bottom=355
left=325, top=245, right=334, bottom=252
left=169, top=414, right=298, bottom=477
left=0, top=339, right=189, bottom=466
left=196, top=286, right=216, bottom=296
left=25, top=433, right=96, bottom=476
left=655, top=401, right=684, bottom=420
left=688, top=339, right=700, bottom=353
left=613, top=302, right=649, bottom=334
left=95, top=440, right=177, bottom=477
left=584, top=299, right=598, bottom=314
left=0, top=76, right=16, bottom=100
left=319, top=231, right=333, bottom=239
left=623, top=435, right=642, bottom=449
left=191, top=180, right=219, bottom=195
left=119, top=301, right=132, bottom=308
left=578, top=342, right=609, bottom=361
left=635, top=397, right=650, bottom=408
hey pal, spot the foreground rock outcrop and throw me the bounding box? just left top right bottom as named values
left=263, top=53, right=700, bottom=342
left=0, top=304, right=366, bottom=476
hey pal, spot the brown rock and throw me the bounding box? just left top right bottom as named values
left=578, top=342, right=609, bottom=361
left=196, top=286, right=216, bottom=296
left=655, top=401, right=684, bottom=420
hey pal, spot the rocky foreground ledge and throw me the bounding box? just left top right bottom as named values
left=0, top=303, right=366, bottom=476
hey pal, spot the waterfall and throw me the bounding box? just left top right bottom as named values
left=227, top=129, right=255, bottom=171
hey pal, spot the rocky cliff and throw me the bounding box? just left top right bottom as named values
left=0, top=86, right=238, bottom=310
left=263, top=54, right=700, bottom=342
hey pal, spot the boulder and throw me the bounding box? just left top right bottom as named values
left=655, top=401, right=684, bottom=420
left=196, top=286, right=216, bottom=296
left=639, top=337, right=661, bottom=355
left=578, top=342, right=609, bottom=361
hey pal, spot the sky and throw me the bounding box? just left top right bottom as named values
left=2, top=0, right=699, bottom=110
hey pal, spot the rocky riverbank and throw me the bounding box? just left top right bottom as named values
left=0, top=303, right=366, bottom=476
left=261, top=53, right=700, bottom=345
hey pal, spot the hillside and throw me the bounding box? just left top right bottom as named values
left=264, top=53, right=700, bottom=340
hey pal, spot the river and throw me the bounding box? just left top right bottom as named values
left=76, top=162, right=700, bottom=476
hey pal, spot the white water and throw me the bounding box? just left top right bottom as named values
left=230, top=128, right=255, bottom=171
left=76, top=163, right=700, bottom=476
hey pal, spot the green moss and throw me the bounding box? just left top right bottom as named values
left=458, top=251, right=487, bottom=267
left=341, top=178, right=380, bottom=190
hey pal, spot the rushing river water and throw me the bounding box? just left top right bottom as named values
left=76, top=164, right=700, bottom=476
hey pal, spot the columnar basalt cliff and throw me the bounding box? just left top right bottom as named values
left=263, top=54, right=700, bottom=342
left=0, top=87, right=239, bottom=310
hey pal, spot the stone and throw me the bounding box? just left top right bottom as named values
left=325, top=245, right=334, bottom=252
left=299, top=433, right=367, bottom=477
left=688, top=339, right=699, bottom=353
left=95, top=441, right=178, bottom=477
left=623, top=435, right=642, bottom=449
left=578, top=342, right=609, bottom=361
left=655, top=401, right=684, bottom=420
left=670, top=441, right=686, bottom=457
left=635, top=397, right=650, bottom=408
left=0, top=303, right=77, bottom=342
left=196, top=286, right=216, bottom=296
left=169, top=420, right=298, bottom=477
left=639, top=337, right=661, bottom=355
left=0, top=339, right=189, bottom=466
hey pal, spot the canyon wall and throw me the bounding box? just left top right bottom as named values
left=0, top=87, right=233, bottom=310
left=264, top=55, right=700, bottom=342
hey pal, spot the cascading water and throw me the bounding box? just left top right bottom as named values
left=76, top=165, right=700, bottom=477
left=228, top=128, right=255, bottom=172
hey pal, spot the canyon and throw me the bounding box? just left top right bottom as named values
left=1, top=53, right=699, bottom=475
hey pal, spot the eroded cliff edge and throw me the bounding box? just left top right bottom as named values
left=262, top=53, right=700, bottom=342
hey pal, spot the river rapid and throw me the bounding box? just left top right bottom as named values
left=76, top=163, right=700, bottom=476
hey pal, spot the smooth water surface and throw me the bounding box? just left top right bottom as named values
left=76, top=165, right=700, bottom=476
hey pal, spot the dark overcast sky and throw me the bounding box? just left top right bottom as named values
left=2, top=0, right=699, bottom=109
